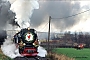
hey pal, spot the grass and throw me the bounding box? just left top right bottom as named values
left=47, top=52, right=75, bottom=60
left=52, top=48, right=90, bottom=60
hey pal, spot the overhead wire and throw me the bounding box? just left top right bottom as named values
left=51, top=9, right=90, bottom=19
left=50, top=9, right=90, bottom=32
left=38, top=9, right=90, bottom=32
left=38, top=22, right=49, bottom=32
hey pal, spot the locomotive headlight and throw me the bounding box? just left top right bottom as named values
left=23, top=43, right=26, bottom=45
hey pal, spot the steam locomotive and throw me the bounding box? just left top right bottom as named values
left=13, top=27, right=39, bottom=57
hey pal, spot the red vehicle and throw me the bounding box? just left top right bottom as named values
left=13, top=28, right=39, bottom=57
left=74, top=44, right=84, bottom=50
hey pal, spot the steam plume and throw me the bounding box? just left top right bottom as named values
left=1, top=38, right=21, bottom=59
left=8, top=0, right=39, bottom=28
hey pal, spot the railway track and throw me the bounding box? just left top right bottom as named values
left=14, top=56, right=50, bottom=60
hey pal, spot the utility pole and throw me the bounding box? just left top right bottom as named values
left=47, top=16, right=51, bottom=52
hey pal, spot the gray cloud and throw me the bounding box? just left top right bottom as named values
left=31, top=1, right=81, bottom=31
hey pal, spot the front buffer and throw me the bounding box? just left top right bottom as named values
left=21, top=47, right=38, bottom=57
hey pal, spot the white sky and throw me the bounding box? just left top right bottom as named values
left=69, top=1, right=90, bottom=32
